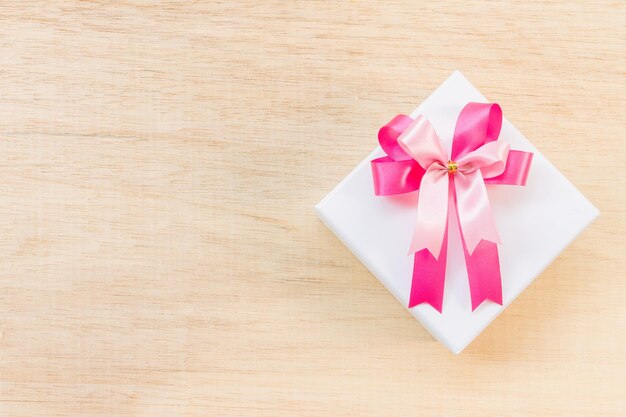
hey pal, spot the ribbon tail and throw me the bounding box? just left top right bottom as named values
left=408, top=165, right=449, bottom=259
left=409, top=223, right=448, bottom=312
left=464, top=240, right=503, bottom=311
left=451, top=178, right=503, bottom=310
left=408, top=177, right=453, bottom=312
left=454, top=169, right=500, bottom=255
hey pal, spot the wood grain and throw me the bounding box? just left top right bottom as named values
left=0, top=1, right=624, bottom=416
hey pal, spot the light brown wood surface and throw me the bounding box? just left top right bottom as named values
left=0, top=2, right=624, bottom=416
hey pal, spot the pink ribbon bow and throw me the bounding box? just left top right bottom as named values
left=371, top=103, right=533, bottom=312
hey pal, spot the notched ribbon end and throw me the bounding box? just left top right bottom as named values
left=471, top=295, right=503, bottom=312
left=465, top=237, right=501, bottom=257
left=407, top=244, right=442, bottom=261
left=408, top=296, right=443, bottom=313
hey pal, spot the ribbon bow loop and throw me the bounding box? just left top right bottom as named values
left=371, top=102, right=533, bottom=312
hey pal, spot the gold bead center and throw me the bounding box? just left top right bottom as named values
left=447, top=160, right=458, bottom=174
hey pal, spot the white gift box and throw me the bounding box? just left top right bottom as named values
left=316, top=71, right=599, bottom=354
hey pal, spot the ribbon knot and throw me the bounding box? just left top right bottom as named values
left=371, top=103, right=533, bottom=312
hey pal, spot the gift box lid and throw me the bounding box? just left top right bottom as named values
left=316, top=70, right=599, bottom=354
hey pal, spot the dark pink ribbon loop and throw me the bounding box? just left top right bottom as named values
left=484, top=150, right=534, bottom=186
left=378, top=114, right=415, bottom=161
left=372, top=114, right=426, bottom=196
left=371, top=157, right=425, bottom=196
left=452, top=102, right=503, bottom=159
left=371, top=103, right=533, bottom=312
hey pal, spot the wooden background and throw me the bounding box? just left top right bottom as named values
left=0, top=2, right=624, bottom=416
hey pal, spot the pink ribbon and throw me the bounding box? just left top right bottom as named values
left=371, top=103, right=533, bottom=312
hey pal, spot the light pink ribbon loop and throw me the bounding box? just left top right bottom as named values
left=397, top=115, right=448, bottom=169
left=370, top=102, right=533, bottom=312
left=456, top=140, right=510, bottom=178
